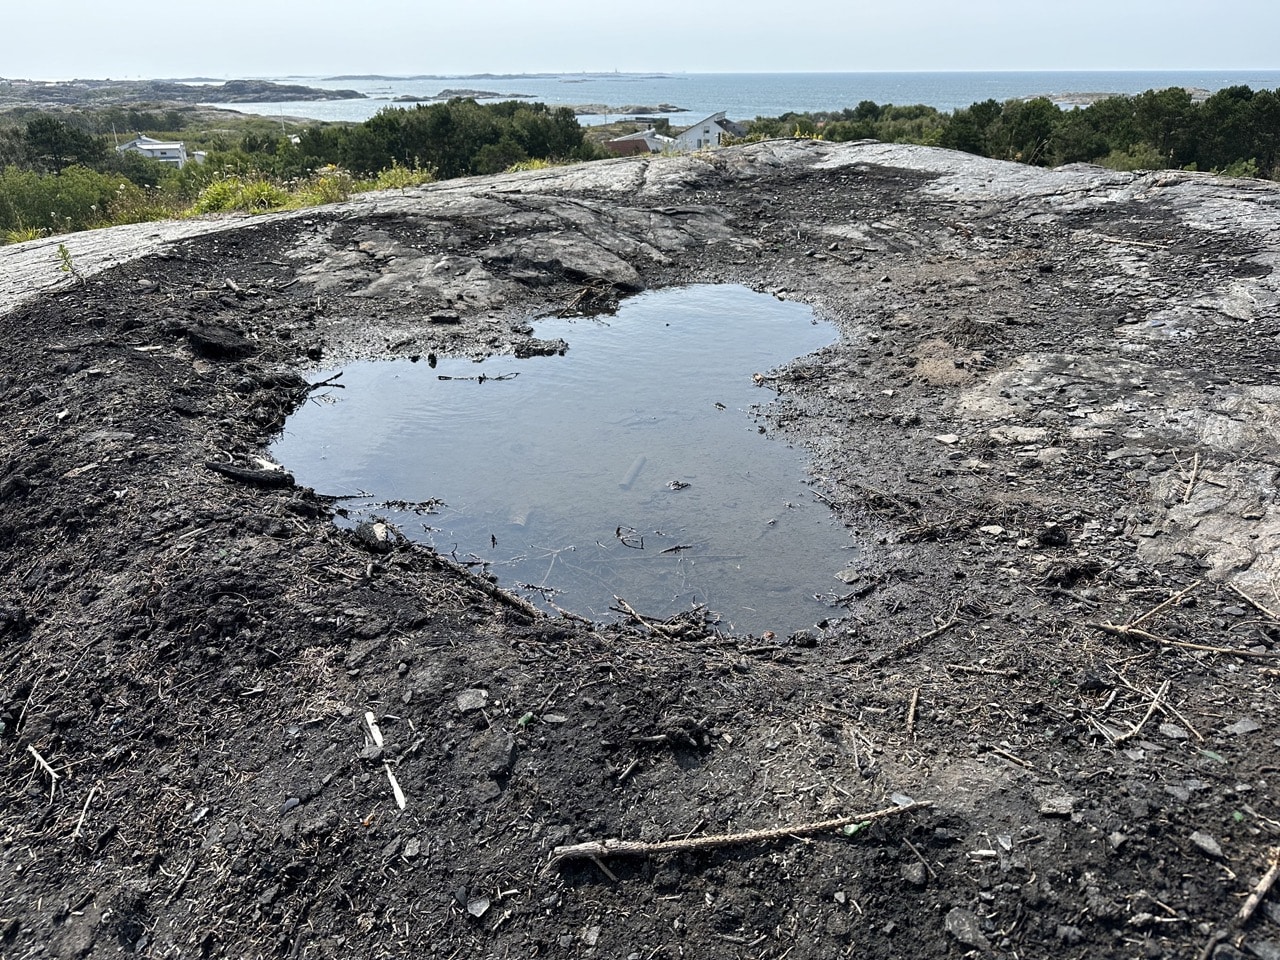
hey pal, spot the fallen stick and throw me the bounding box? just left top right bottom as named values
left=1238, top=847, right=1280, bottom=926
left=906, top=687, right=920, bottom=736
left=1182, top=451, right=1201, bottom=504
left=864, top=612, right=961, bottom=669
left=384, top=764, right=407, bottom=810
left=27, top=744, right=59, bottom=801
left=1093, top=623, right=1280, bottom=660
left=1115, top=679, right=1170, bottom=744
left=72, top=783, right=101, bottom=842
left=1199, top=846, right=1280, bottom=960
left=613, top=596, right=683, bottom=639
left=551, top=800, right=932, bottom=864
left=1128, top=580, right=1202, bottom=630
left=1228, top=583, right=1280, bottom=623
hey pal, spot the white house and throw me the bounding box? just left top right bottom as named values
left=673, top=112, right=747, bottom=152
left=602, top=128, right=677, bottom=157
left=116, top=135, right=192, bottom=169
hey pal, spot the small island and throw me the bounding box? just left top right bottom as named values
left=0, top=77, right=367, bottom=109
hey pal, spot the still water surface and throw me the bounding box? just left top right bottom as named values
left=272, top=285, right=856, bottom=633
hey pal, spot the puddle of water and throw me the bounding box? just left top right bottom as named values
left=272, top=284, right=857, bottom=634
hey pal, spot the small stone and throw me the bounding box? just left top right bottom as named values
left=456, top=689, right=488, bottom=713
left=1057, top=924, right=1083, bottom=945
left=1039, top=796, right=1075, bottom=817
left=1225, top=718, right=1261, bottom=736
left=466, top=896, right=490, bottom=919
left=487, top=735, right=518, bottom=779
left=978, top=525, right=1005, bottom=536
left=1246, top=941, right=1280, bottom=960
left=1190, top=831, right=1224, bottom=859
left=354, top=520, right=393, bottom=555
left=944, top=907, right=991, bottom=951
left=934, top=433, right=961, bottom=445
left=1159, top=722, right=1189, bottom=740
left=900, top=861, right=927, bottom=886
left=358, top=744, right=384, bottom=763
left=403, top=837, right=421, bottom=859
left=581, top=925, right=601, bottom=947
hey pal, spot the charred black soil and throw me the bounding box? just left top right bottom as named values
left=2, top=141, right=1279, bottom=960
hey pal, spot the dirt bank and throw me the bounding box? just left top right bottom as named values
left=2, top=140, right=1278, bottom=960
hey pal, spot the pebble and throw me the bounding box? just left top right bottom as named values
left=1039, top=796, right=1075, bottom=817
left=900, top=861, right=927, bottom=886
left=1225, top=718, right=1261, bottom=736
left=487, top=735, right=518, bottom=779
left=944, top=907, right=991, bottom=951
left=1189, top=831, right=1224, bottom=859
left=1158, top=722, right=1189, bottom=740
left=1056, top=924, right=1083, bottom=945
left=456, top=688, right=488, bottom=713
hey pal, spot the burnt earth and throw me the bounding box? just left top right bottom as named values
left=1, top=141, right=1279, bottom=960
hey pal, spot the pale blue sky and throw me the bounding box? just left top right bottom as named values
left=5, top=0, right=1277, bottom=79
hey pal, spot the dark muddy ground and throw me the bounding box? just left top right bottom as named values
left=1, top=141, right=1279, bottom=960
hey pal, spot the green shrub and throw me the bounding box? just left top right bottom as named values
left=187, top=176, right=289, bottom=214
left=293, top=166, right=357, bottom=205
left=1215, top=157, right=1260, bottom=178
left=1098, top=143, right=1167, bottom=172
left=372, top=161, right=436, bottom=190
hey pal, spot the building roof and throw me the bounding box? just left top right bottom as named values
left=117, top=135, right=186, bottom=152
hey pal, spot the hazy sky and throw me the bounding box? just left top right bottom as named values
left=5, top=0, right=1277, bottom=79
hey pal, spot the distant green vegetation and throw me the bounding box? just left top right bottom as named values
left=1, top=99, right=602, bottom=242
left=4, top=86, right=1278, bottom=245
left=742, top=85, right=1280, bottom=179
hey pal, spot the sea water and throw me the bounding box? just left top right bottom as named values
left=220, top=70, right=1280, bottom=126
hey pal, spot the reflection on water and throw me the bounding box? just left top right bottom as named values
left=272, top=285, right=857, bottom=634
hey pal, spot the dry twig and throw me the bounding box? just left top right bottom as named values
left=551, top=800, right=932, bottom=864
left=1129, top=580, right=1202, bottom=630
left=1114, top=679, right=1170, bottom=744
left=1229, top=584, right=1280, bottom=623
left=613, top=596, right=683, bottom=639
left=1238, top=847, right=1280, bottom=926
left=1182, top=451, right=1201, bottom=504
left=27, top=744, right=59, bottom=801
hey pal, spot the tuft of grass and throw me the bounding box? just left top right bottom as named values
left=4, top=225, right=45, bottom=245
left=504, top=157, right=556, bottom=173
left=187, top=176, right=291, bottom=215
left=372, top=161, right=436, bottom=191
left=292, top=165, right=357, bottom=206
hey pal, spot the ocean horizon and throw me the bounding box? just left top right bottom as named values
left=215, top=69, right=1280, bottom=126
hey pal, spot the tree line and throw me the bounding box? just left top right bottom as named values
left=743, top=85, right=1280, bottom=179
left=4, top=86, right=1279, bottom=243
left=0, top=99, right=600, bottom=240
